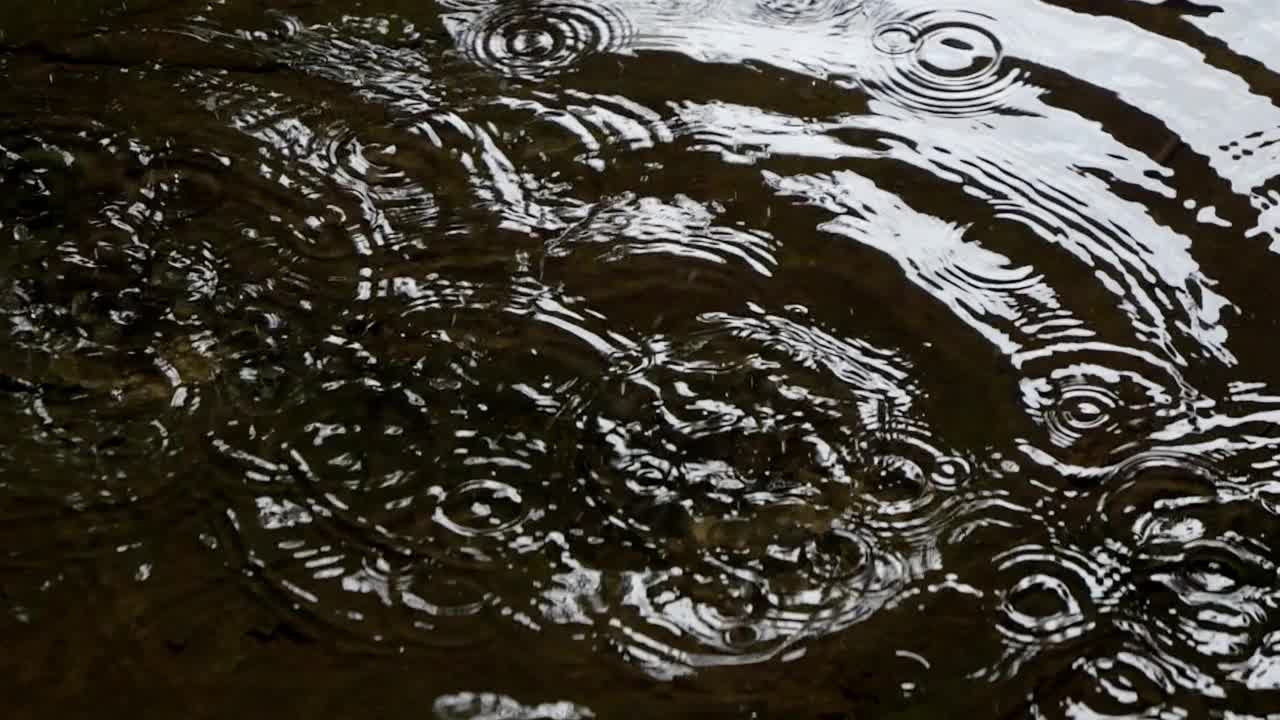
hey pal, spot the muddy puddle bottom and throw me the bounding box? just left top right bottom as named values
left=5, top=0, right=1280, bottom=717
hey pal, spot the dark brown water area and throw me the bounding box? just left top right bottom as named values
left=5, top=0, right=1280, bottom=716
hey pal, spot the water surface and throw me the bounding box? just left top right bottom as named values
left=5, top=0, right=1280, bottom=716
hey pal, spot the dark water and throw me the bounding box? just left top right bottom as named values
left=5, top=0, right=1280, bottom=716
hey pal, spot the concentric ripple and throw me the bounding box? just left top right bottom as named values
left=545, top=193, right=777, bottom=276
left=864, top=10, right=1026, bottom=118
left=12, top=0, right=1280, bottom=714
left=455, top=1, right=635, bottom=80
left=856, top=423, right=972, bottom=511
left=1045, top=384, right=1119, bottom=442
left=1090, top=450, right=1224, bottom=545
left=0, top=112, right=311, bottom=561
left=207, top=311, right=595, bottom=647
left=747, top=0, right=864, bottom=25
left=1027, top=646, right=1180, bottom=719
left=533, top=306, right=967, bottom=676
left=993, top=544, right=1106, bottom=649
left=1016, top=348, right=1199, bottom=478
left=594, top=518, right=913, bottom=679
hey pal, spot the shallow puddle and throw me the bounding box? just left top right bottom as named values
left=5, top=0, right=1280, bottom=717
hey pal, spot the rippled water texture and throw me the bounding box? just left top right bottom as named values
left=6, top=0, right=1280, bottom=716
